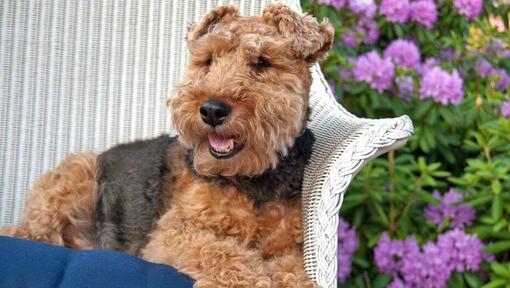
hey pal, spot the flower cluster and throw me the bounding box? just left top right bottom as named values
left=348, top=0, right=377, bottom=19
left=353, top=51, right=395, bottom=92
left=384, top=40, right=421, bottom=69
left=395, top=75, right=415, bottom=101
left=351, top=38, right=466, bottom=105
left=337, top=218, right=358, bottom=283
left=380, top=0, right=410, bottom=23
left=484, top=39, right=510, bottom=59
left=419, top=66, right=464, bottom=105
left=316, top=0, right=346, bottom=10
left=341, top=18, right=380, bottom=47
left=501, top=102, right=510, bottom=118
left=375, top=230, right=490, bottom=288
left=377, top=0, right=483, bottom=23
left=453, top=0, right=483, bottom=20
left=409, top=0, right=437, bottom=28
left=424, top=188, right=475, bottom=229
left=379, top=0, right=438, bottom=27
left=374, top=233, right=419, bottom=274
left=321, top=0, right=439, bottom=29
left=474, top=58, right=510, bottom=91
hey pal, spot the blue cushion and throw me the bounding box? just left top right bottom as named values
left=0, top=236, right=194, bottom=288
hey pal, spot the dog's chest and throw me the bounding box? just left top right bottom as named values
left=168, top=170, right=304, bottom=258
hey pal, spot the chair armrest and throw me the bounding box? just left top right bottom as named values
left=302, top=64, right=414, bottom=287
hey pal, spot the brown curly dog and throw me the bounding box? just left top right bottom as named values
left=2, top=4, right=333, bottom=287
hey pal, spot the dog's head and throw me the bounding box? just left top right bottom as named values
left=170, top=4, right=333, bottom=177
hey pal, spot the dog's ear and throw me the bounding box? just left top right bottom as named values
left=262, top=4, right=334, bottom=63
left=187, top=6, right=239, bottom=43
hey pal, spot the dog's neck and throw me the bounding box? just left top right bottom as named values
left=186, top=128, right=315, bottom=206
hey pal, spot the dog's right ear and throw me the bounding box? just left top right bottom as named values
left=187, top=6, right=239, bottom=43
left=263, top=4, right=334, bottom=63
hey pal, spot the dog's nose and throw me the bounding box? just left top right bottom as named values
left=199, top=100, right=231, bottom=127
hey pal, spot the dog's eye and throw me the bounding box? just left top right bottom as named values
left=253, top=57, right=270, bottom=69
left=205, top=58, right=212, bottom=66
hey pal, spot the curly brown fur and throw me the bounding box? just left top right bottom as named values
left=141, top=143, right=313, bottom=287
left=2, top=4, right=333, bottom=287
left=170, top=4, right=333, bottom=177
left=1, top=153, right=96, bottom=249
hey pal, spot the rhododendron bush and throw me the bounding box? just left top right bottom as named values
left=303, top=0, right=510, bottom=286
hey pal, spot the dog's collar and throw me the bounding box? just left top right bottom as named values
left=184, top=128, right=315, bottom=205
left=276, top=127, right=308, bottom=160
left=185, top=127, right=311, bottom=174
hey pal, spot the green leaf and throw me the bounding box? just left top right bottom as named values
left=493, top=219, right=508, bottom=233
left=481, top=279, right=507, bottom=288
left=368, top=232, right=382, bottom=248
left=419, top=135, right=431, bottom=153
left=415, top=100, right=434, bottom=118
left=492, top=180, right=502, bottom=195
left=492, top=196, right=503, bottom=221
left=373, top=274, right=392, bottom=288
left=428, top=162, right=442, bottom=171
left=432, top=171, right=452, bottom=177
left=395, top=24, right=404, bottom=38
left=424, top=127, right=437, bottom=149
left=440, top=108, right=457, bottom=125
left=467, top=195, right=493, bottom=207
left=352, top=255, right=370, bottom=269
left=373, top=202, right=389, bottom=226
left=354, top=275, right=365, bottom=288
left=423, top=175, right=438, bottom=187
left=418, top=191, right=441, bottom=205
left=417, top=157, right=427, bottom=171
left=342, top=194, right=368, bottom=210
left=464, top=272, right=483, bottom=288
left=483, top=241, right=510, bottom=254
left=448, top=272, right=465, bottom=288
left=491, top=263, right=510, bottom=278
left=352, top=208, right=365, bottom=227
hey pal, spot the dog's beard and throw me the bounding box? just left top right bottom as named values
left=192, top=141, right=278, bottom=177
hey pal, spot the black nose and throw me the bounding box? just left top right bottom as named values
left=199, top=100, right=231, bottom=127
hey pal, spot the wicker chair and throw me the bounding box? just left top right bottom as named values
left=0, top=0, right=413, bottom=287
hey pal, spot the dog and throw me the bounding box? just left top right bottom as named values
left=1, top=4, right=333, bottom=287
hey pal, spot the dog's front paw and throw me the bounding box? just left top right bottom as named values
left=193, top=276, right=271, bottom=288
left=272, top=272, right=317, bottom=288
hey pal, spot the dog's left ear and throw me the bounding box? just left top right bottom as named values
left=187, top=6, right=239, bottom=43
left=263, top=4, right=334, bottom=63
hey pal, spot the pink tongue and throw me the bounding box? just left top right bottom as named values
left=208, top=134, right=234, bottom=151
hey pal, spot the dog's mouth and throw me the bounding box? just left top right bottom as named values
left=208, top=133, right=244, bottom=159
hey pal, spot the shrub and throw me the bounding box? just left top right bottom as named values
left=303, top=0, right=510, bottom=286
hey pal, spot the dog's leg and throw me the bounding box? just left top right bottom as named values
left=1, top=153, right=97, bottom=248
left=266, top=248, right=317, bottom=288
left=141, top=210, right=272, bottom=288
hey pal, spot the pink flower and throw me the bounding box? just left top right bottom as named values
left=419, top=67, right=464, bottom=106
left=348, top=0, right=377, bottom=18
left=316, top=0, right=346, bottom=10
left=501, top=102, right=510, bottom=118
left=453, top=0, right=483, bottom=20
left=384, top=39, right=421, bottom=69
left=353, top=51, right=395, bottom=92
left=409, top=0, right=437, bottom=28
left=337, top=218, right=358, bottom=283
left=380, top=0, right=410, bottom=23
left=424, top=188, right=475, bottom=229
